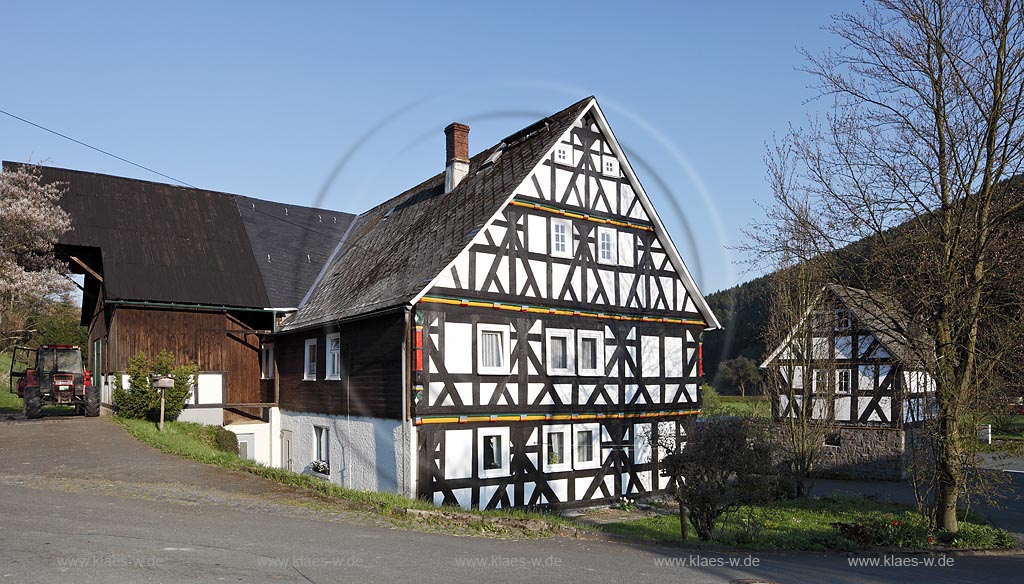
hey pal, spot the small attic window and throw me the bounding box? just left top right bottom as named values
left=602, top=156, right=619, bottom=177
left=383, top=207, right=396, bottom=219
left=555, top=145, right=571, bottom=165
left=835, top=309, right=852, bottom=331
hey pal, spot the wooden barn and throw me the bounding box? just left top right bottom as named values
left=2, top=162, right=355, bottom=463
left=275, top=97, right=721, bottom=508
left=760, top=284, right=937, bottom=480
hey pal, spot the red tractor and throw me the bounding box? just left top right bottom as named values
left=9, top=345, right=98, bottom=419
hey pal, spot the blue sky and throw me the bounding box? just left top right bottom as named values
left=1, top=1, right=843, bottom=295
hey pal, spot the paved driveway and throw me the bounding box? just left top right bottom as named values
left=1, top=416, right=1022, bottom=584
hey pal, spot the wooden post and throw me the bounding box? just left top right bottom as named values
left=154, top=377, right=175, bottom=432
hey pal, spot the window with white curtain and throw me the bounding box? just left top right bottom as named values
left=577, top=330, right=604, bottom=376
left=477, top=323, right=510, bottom=375
left=325, top=334, right=341, bottom=380
left=573, top=423, right=601, bottom=469
left=303, top=339, right=317, bottom=381
left=546, top=328, right=575, bottom=375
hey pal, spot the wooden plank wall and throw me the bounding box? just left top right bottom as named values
left=277, top=311, right=406, bottom=420
left=104, top=307, right=262, bottom=408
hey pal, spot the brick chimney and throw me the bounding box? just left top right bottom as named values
left=444, top=122, right=470, bottom=193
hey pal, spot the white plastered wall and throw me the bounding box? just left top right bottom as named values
left=278, top=409, right=410, bottom=494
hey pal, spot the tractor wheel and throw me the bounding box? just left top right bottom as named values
left=24, top=386, right=42, bottom=419
left=84, top=385, right=100, bottom=417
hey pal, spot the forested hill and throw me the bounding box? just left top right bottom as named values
left=702, top=275, right=772, bottom=383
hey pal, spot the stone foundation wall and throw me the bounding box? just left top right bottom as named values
left=773, top=425, right=908, bottom=481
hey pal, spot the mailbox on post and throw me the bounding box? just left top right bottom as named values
left=153, top=376, right=175, bottom=432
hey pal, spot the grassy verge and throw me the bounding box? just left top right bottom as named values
left=116, top=418, right=576, bottom=536
left=597, top=493, right=1017, bottom=551
left=0, top=353, right=18, bottom=413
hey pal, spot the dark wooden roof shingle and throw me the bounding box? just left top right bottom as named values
left=281, top=96, right=594, bottom=331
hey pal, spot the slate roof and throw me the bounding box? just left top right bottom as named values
left=234, top=195, right=355, bottom=309
left=760, top=284, right=934, bottom=368
left=826, top=284, right=935, bottom=368
left=281, top=96, right=595, bottom=331
left=3, top=162, right=353, bottom=310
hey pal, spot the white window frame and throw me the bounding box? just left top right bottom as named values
left=554, top=145, right=571, bottom=166
left=303, top=338, right=317, bottom=381
left=837, top=369, right=851, bottom=393
left=576, top=330, right=604, bottom=376
left=325, top=333, right=341, bottom=380
left=314, top=425, right=329, bottom=471
left=542, top=424, right=572, bottom=472
left=545, top=328, right=575, bottom=375
left=551, top=218, right=573, bottom=259
left=476, top=323, right=511, bottom=375
left=478, top=427, right=510, bottom=479
left=602, top=155, right=619, bottom=177
left=573, top=423, right=601, bottom=470
left=260, top=343, right=274, bottom=380
left=597, top=226, right=617, bottom=265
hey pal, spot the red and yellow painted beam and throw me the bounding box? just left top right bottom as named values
left=414, top=409, right=700, bottom=426
left=419, top=295, right=706, bottom=327
left=509, top=199, right=654, bottom=232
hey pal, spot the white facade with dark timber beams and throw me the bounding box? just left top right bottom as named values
left=276, top=96, right=719, bottom=509
left=411, top=105, right=719, bottom=509
left=759, top=285, right=936, bottom=480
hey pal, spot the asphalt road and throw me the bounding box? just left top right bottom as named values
left=1, top=416, right=1022, bottom=584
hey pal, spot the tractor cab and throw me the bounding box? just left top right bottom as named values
left=9, top=345, right=97, bottom=418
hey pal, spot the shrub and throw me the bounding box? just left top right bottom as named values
left=214, top=427, right=239, bottom=454
left=700, top=383, right=722, bottom=415
left=112, top=350, right=197, bottom=422
left=661, top=415, right=776, bottom=540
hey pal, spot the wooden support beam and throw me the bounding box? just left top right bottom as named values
left=69, top=255, right=103, bottom=283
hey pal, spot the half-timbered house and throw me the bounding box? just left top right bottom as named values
left=275, top=97, right=721, bottom=508
left=760, top=284, right=936, bottom=480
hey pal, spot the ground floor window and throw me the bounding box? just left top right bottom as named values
left=313, top=426, right=329, bottom=474
left=573, top=423, right=601, bottom=469
left=478, top=427, right=510, bottom=478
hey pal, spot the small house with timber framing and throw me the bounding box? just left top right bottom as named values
left=760, top=284, right=936, bottom=480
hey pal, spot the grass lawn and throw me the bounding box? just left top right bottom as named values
left=597, top=493, right=1016, bottom=551
left=117, top=418, right=576, bottom=536
left=718, top=395, right=770, bottom=418
left=991, top=415, right=1024, bottom=441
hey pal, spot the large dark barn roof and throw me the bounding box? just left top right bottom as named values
left=2, top=162, right=354, bottom=310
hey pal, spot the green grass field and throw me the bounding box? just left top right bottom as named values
left=718, top=395, right=771, bottom=417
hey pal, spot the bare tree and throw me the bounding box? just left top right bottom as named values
left=760, top=243, right=837, bottom=498
left=0, top=163, right=71, bottom=353
left=751, top=0, right=1024, bottom=532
